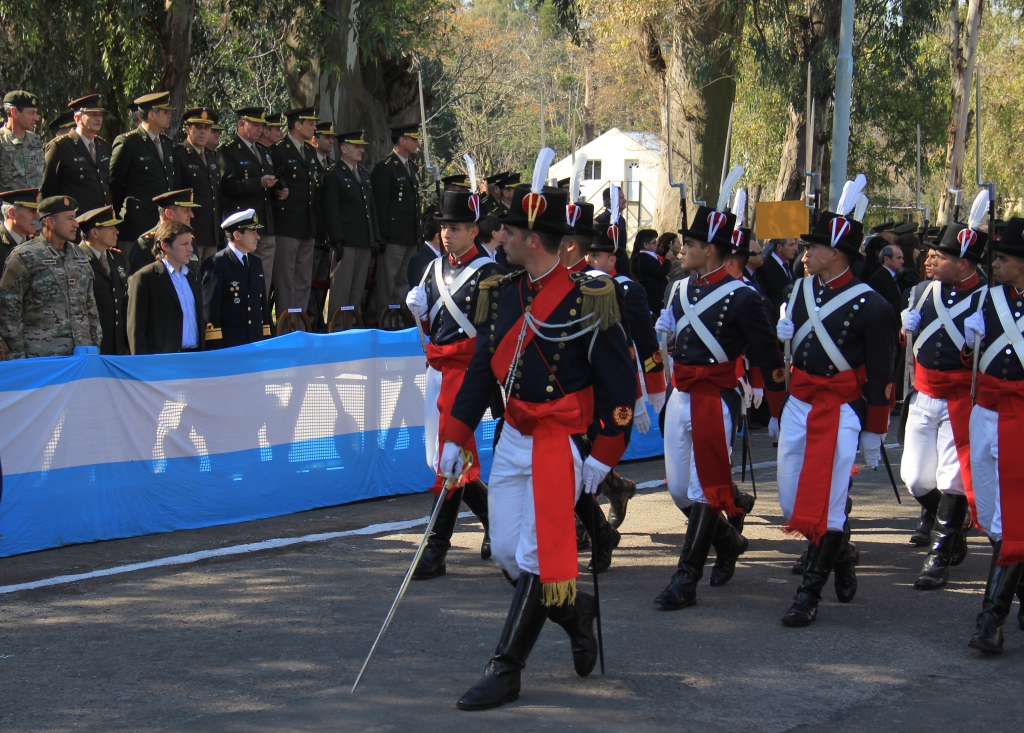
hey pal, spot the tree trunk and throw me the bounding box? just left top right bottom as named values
left=156, top=0, right=197, bottom=132
left=652, top=1, right=744, bottom=233
left=774, top=103, right=805, bottom=201
left=937, top=0, right=984, bottom=225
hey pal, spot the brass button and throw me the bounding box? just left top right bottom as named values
left=569, top=309, right=577, bottom=316
left=546, top=385, right=554, bottom=393
left=548, top=375, right=555, bottom=381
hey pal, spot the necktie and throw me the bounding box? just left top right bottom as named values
left=154, top=135, right=164, bottom=163
left=243, top=254, right=250, bottom=270
left=100, top=252, right=110, bottom=276
left=86, top=139, right=96, bottom=164
left=351, top=164, right=361, bottom=183
left=404, top=159, right=412, bottom=177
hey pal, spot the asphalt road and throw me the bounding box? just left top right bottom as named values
left=1, top=426, right=1021, bottom=732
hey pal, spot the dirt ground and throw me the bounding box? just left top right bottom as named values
left=1, top=427, right=1022, bottom=732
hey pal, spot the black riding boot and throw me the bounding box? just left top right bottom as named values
left=461, top=479, right=491, bottom=560
left=726, top=486, right=756, bottom=534
left=576, top=494, right=620, bottom=574
left=915, top=493, right=968, bottom=590
left=600, top=470, right=637, bottom=530
left=782, top=531, right=845, bottom=627
left=950, top=509, right=970, bottom=567
left=833, top=496, right=857, bottom=602
left=969, top=543, right=1024, bottom=654
left=654, top=503, right=717, bottom=609
left=708, top=514, right=749, bottom=587
left=791, top=545, right=809, bottom=575
left=910, top=489, right=941, bottom=546
left=413, top=486, right=466, bottom=580
left=546, top=591, right=598, bottom=677
left=457, top=572, right=549, bottom=710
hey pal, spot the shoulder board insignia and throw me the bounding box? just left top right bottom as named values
left=96, top=136, right=108, bottom=144
left=473, top=270, right=526, bottom=325
left=54, top=133, right=72, bottom=143
left=573, top=273, right=620, bottom=330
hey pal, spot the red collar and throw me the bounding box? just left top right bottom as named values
left=818, top=269, right=853, bottom=290
left=1012, top=286, right=1024, bottom=300
left=608, top=268, right=618, bottom=278
left=448, top=245, right=478, bottom=268
left=696, top=266, right=729, bottom=286
left=567, top=258, right=588, bottom=274
left=529, top=263, right=567, bottom=292
left=954, top=272, right=980, bottom=292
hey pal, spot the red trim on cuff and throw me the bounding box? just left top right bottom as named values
left=766, top=389, right=784, bottom=419
left=441, top=416, right=475, bottom=450
left=591, top=433, right=626, bottom=467
left=635, top=373, right=643, bottom=399
left=865, top=403, right=891, bottom=435
left=644, top=372, right=667, bottom=397
left=899, top=330, right=907, bottom=348
left=960, top=345, right=974, bottom=369
left=749, top=369, right=765, bottom=389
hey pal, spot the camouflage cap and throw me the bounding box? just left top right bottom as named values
left=38, top=195, right=78, bottom=217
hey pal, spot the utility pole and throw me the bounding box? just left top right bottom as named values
left=828, top=0, right=855, bottom=210
left=540, top=82, right=546, bottom=149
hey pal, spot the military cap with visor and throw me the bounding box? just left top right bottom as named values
left=234, top=106, right=266, bottom=124
left=76, top=205, right=123, bottom=229
left=69, top=94, right=106, bottom=114
left=135, top=92, right=173, bottom=110
left=153, top=189, right=201, bottom=209
left=336, top=129, right=368, bottom=145
left=221, top=208, right=264, bottom=232
left=0, top=188, right=41, bottom=208
left=183, top=107, right=217, bottom=125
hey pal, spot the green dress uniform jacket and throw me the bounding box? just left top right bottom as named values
left=370, top=151, right=421, bottom=246
left=270, top=137, right=318, bottom=240
left=79, top=243, right=128, bottom=355
left=322, top=161, right=380, bottom=249
left=218, top=135, right=276, bottom=236
left=0, top=237, right=101, bottom=359
left=173, top=141, right=222, bottom=252
left=109, top=126, right=175, bottom=241
left=40, top=131, right=112, bottom=214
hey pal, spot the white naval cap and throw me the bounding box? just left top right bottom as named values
left=221, top=208, right=263, bottom=231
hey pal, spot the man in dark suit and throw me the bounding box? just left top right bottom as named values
left=109, top=92, right=175, bottom=264
left=77, top=206, right=128, bottom=355
left=173, top=107, right=222, bottom=264
left=219, top=106, right=283, bottom=297
left=127, top=220, right=205, bottom=354
left=629, top=228, right=665, bottom=317
left=407, top=211, right=441, bottom=287
left=759, top=237, right=798, bottom=323
left=270, top=106, right=319, bottom=313
left=40, top=94, right=112, bottom=215
left=202, top=208, right=269, bottom=348
left=744, top=239, right=765, bottom=293
left=322, top=130, right=380, bottom=318
left=371, top=123, right=422, bottom=307
left=868, top=243, right=905, bottom=317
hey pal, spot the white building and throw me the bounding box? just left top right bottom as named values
left=548, top=127, right=662, bottom=237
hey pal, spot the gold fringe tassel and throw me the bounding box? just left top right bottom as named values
left=580, top=278, right=620, bottom=331
left=541, top=578, right=577, bottom=607
left=474, top=274, right=505, bottom=326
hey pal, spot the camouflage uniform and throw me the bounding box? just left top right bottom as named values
left=0, top=236, right=101, bottom=358
left=0, top=128, right=45, bottom=191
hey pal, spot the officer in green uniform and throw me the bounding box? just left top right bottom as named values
left=1, top=188, right=41, bottom=275
left=0, top=91, right=44, bottom=191
left=270, top=106, right=319, bottom=312
left=173, top=107, right=222, bottom=263
left=0, top=195, right=101, bottom=359
left=40, top=94, right=113, bottom=215
left=77, top=206, right=128, bottom=355
left=109, top=92, right=176, bottom=261
left=371, top=123, right=422, bottom=306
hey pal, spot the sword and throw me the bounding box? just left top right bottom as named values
left=351, top=450, right=473, bottom=693
left=970, top=289, right=988, bottom=401
left=879, top=443, right=901, bottom=505
left=580, top=496, right=606, bottom=675
left=780, top=303, right=792, bottom=391
left=659, top=332, right=672, bottom=388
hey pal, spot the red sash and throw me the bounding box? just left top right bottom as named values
left=787, top=366, right=866, bottom=543
left=976, top=374, right=1024, bottom=564
left=672, top=361, right=741, bottom=515
left=426, top=340, right=481, bottom=492
left=505, top=388, right=594, bottom=590
left=914, top=364, right=977, bottom=524
left=490, top=268, right=575, bottom=384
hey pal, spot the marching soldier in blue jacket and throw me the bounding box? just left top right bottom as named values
left=201, top=208, right=270, bottom=348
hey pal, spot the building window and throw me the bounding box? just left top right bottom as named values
left=584, top=160, right=602, bottom=180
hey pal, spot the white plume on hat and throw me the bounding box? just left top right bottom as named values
left=609, top=183, right=621, bottom=223
left=717, top=165, right=744, bottom=212
left=733, top=188, right=747, bottom=229
left=853, top=193, right=869, bottom=223
left=570, top=153, right=588, bottom=204
left=531, top=147, right=556, bottom=194
left=836, top=173, right=867, bottom=217
left=463, top=153, right=477, bottom=192
left=968, top=188, right=990, bottom=231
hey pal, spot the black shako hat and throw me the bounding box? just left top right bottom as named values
left=501, top=185, right=572, bottom=236
left=680, top=205, right=737, bottom=248
left=567, top=202, right=597, bottom=238
left=801, top=211, right=865, bottom=261
left=990, top=217, right=1024, bottom=259
left=435, top=188, right=483, bottom=223
left=730, top=227, right=753, bottom=255
left=933, top=223, right=987, bottom=263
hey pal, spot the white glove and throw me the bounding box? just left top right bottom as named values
left=860, top=432, right=882, bottom=469
left=633, top=397, right=650, bottom=434
left=768, top=416, right=780, bottom=438
left=648, top=389, right=666, bottom=413
left=405, top=285, right=428, bottom=319
left=439, top=441, right=465, bottom=480
left=901, top=308, right=922, bottom=334
left=655, top=307, right=676, bottom=335
left=582, top=455, right=612, bottom=494
left=752, top=387, right=764, bottom=409
left=738, top=376, right=753, bottom=409
left=964, top=312, right=986, bottom=349
left=776, top=317, right=795, bottom=342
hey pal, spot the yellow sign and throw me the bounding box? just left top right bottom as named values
left=755, top=201, right=809, bottom=240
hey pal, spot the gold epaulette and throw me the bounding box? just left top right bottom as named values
left=473, top=270, right=526, bottom=326
left=570, top=271, right=619, bottom=330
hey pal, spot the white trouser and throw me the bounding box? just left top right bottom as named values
left=900, top=392, right=964, bottom=498
left=488, top=423, right=583, bottom=580
left=970, top=404, right=1001, bottom=539
left=663, top=388, right=732, bottom=511
left=424, top=366, right=442, bottom=471
left=777, top=396, right=860, bottom=533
